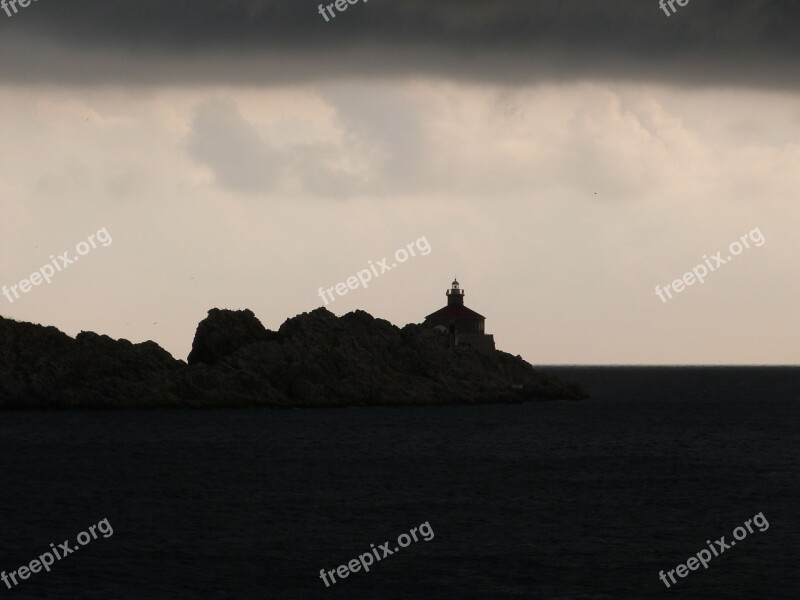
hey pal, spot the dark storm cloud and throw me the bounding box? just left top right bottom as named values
left=1, top=0, right=799, bottom=87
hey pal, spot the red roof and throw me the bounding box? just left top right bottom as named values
left=425, top=304, right=485, bottom=320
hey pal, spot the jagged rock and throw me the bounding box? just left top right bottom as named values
left=0, top=315, right=182, bottom=408
left=0, top=308, right=588, bottom=408
left=187, top=308, right=272, bottom=366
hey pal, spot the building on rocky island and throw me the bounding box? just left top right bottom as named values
left=424, top=278, right=495, bottom=354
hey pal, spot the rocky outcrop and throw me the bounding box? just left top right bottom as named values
left=187, top=308, right=274, bottom=366
left=0, top=309, right=588, bottom=408
left=0, top=315, right=182, bottom=408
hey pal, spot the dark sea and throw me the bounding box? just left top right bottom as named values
left=1, top=367, right=797, bottom=599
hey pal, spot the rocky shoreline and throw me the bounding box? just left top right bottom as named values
left=0, top=308, right=588, bottom=408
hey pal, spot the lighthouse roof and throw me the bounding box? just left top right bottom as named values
left=425, top=304, right=485, bottom=321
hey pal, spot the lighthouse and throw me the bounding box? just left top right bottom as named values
left=446, top=278, right=465, bottom=305
left=424, top=278, right=495, bottom=354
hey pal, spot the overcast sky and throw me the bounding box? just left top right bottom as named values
left=1, top=0, right=798, bottom=364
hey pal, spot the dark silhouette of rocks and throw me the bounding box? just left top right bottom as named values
left=0, top=315, right=181, bottom=408
left=0, top=308, right=588, bottom=408
left=187, top=308, right=275, bottom=366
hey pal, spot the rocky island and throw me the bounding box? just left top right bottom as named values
left=0, top=307, right=588, bottom=408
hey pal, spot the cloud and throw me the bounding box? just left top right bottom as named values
left=187, top=99, right=281, bottom=194
left=186, top=97, right=369, bottom=197
left=2, top=82, right=799, bottom=363
left=1, top=0, right=799, bottom=88
left=186, top=86, right=435, bottom=197
left=181, top=82, right=800, bottom=202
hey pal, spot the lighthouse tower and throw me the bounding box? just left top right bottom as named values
left=447, top=278, right=465, bottom=306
